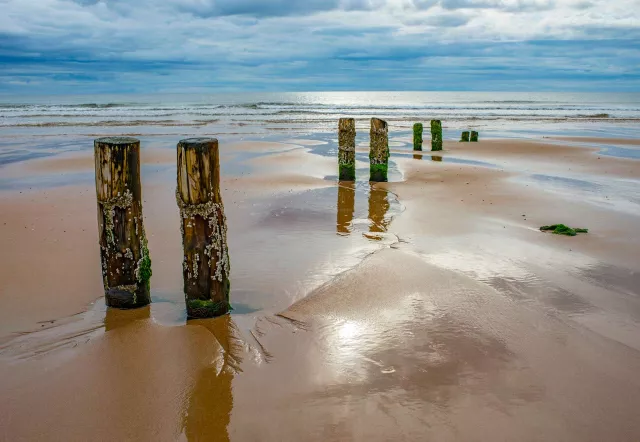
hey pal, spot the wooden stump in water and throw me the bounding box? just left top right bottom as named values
left=94, top=137, right=151, bottom=309
left=470, top=131, right=479, bottom=142
left=460, top=131, right=470, bottom=142
left=431, top=120, right=443, bottom=151
left=370, top=118, right=389, bottom=182
left=176, top=138, right=231, bottom=319
left=338, top=118, right=356, bottom=181
left=413, top=123, right=423, bottom=151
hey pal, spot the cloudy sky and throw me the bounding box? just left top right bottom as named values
left=1, top=0, right=639, bottom=93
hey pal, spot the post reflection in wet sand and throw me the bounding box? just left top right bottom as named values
left=336, top=181, right=356, bottom=235
left=368, top=183, right=390, bottom=234
left=182, top=315, right=243, bottom=442
left=413, top=154, right=422, bottom=160
left=432, top=155, right=443, bottom=162
left=104, top=306, right=151, bottom=332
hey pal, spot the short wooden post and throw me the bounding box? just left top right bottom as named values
left=370, top=118, right=389, bottom=182
left=470, top=131, right=479, bottom=142
left=176, top=138, right=231, bottom=319
left=460, top=131, right=470, bottom=142
left=413, top=123, right=423, bottom=151
left=338, top=118, right=356, bottom=181
left=431, top=120, right=443, bottom=151
left=94, top=137, right=151, bottom=309
left=337, top=181, right=355, bottom=235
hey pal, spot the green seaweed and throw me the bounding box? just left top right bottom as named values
left=135, top=236, right=152, bottom=290
left=460, top=131, right=470, bottom=142
left=413, top=123, right=423, bottom=151
left=540, top=224, right=589, bottom=237
left=187, top=299, right=231, bottom=318
left=470, top=131, right=479, bottom=142
left=339, top=163, right=356, bottom=181
left=370, top=163, right=388, bottom=182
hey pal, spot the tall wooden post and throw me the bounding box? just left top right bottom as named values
left=177, top=138, right=231, bottom=319
left=338, top=118, right=356, bottom=181
left=470, top=131, right=479, bottom=142
left=370, top=118, right=389, bottom=182
left=431, top=120, right=443, bottom=151
left=413, top=123, right=423, bottom=151
left=460, top=131, right=470, bottom=142
left=337, top=181, right=355, bottom=235
left=94, top=137, right=151, bottom=309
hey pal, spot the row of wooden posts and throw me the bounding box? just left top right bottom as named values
left=95, top=119, right=476, bottom=317
left=95, top=137, right=229, bottom=319
left=339, top=117, right=444, bottom=182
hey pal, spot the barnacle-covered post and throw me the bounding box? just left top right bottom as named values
left=338, top=118, right=356, bottom=181
left=94, top=137, right=151, bottom=309
left=431, top=120, right=443, bottom=151
left=470, top=131, right=479, bottom=142
left=413, top=123, right=423, bottom=151
left=370, top=118, right=389, bottom=182
left=460, top=131, right=470, bottom=142
left=177, top=138, right=230, bottom=319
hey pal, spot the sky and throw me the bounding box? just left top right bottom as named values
left=0, top=0, right=639, bottom=93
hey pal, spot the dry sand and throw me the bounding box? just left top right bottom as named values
left=1, top=135, right=640, bottom=441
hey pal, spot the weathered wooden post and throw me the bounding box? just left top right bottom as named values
left=431, top=120, right=443, bottom=151
left=338, top=118, right=356, bottom=181
left=94, top=137, right=152, bottom=309
left=413, top=123, right=423, bottom=151
left=337, top=181, right=355, bottom=235
left=370, top=118, right=389, bottom=182
left=470, top=131, right=479, bottom=142
left=176, top=138, right=231, bottom=319
left=460, top=131, right=470, bottom=142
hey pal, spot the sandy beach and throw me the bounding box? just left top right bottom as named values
left=1, top=132, right=640, bottom=441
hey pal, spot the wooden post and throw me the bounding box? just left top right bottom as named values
left=470, top=131, right=479, bottom=142
left=338, top=118, right=356, bottom=181
left=94, top=137, right=151, bottom=309
left=413, top=123, right=423, bottom=151
left=431, top=120, right=443, bottom=151
left=370, top=118, right=389, bottom=182
left=337, top=181, right=355, bottom=235
left=176, top=138, right=231, bottom=319
left=460, top=131, right=470, bottom=142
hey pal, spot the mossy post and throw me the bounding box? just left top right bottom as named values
left=470, top=131, right=479, bottom=142
left=177, top=138, right=231, bottom=319
left=413, top=123, right=423, bottom=151
left=94, top=137, right=151, bottom=309
left=370, top=118, right=389, bottom=182
left=431, top=120, right=443, bottom=151
left=338, top=118, right=356, bottom=181
left=460, top=131, right=470, bottom=142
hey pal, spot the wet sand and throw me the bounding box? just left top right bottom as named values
left=1, top=135, right=640, bottom=441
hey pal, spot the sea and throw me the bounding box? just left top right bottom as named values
left=1, top=91, right=639, bottom=165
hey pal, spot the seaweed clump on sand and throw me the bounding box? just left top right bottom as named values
left=540, top=224, right=589, bottom=237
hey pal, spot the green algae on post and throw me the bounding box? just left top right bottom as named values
left=431, top=120, right=443, bottom=151
left=177, top=138, right=231, bottom=319
left=338, top=118, right=356, bottom=181
left=370, top=117, right=389, bottom=182
left=540, top=224, right=589, bottom=237
left=460, top=131, right=470, bottom=142
left=470, top=131, right=479, bottom=142
left=94, top=137, right=151, bottom=309
left=413, top=123, right=423, bottom=151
